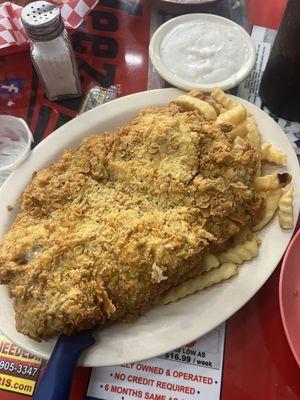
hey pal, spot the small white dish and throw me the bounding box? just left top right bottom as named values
left=0, top=116, right=33, bottom=173
left=149, top=13, right=256, bottom=92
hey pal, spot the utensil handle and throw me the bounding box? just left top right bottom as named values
left=33, top=333, right=95, bottom=400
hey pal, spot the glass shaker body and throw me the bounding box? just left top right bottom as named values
left=22, top=1, right=82, bottom=101
left=259, top=0, right=300, bottom=122
left=28, top=29, right=82, bottom=101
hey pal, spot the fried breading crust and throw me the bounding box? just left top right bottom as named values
left=0, top=104, right=264, bottom=340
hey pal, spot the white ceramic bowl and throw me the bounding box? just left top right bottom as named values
left=149, top=13, right=256, bottom=92
left=0, top=116, right=33, bottom=173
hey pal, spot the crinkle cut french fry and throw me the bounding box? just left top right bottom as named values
left=201, top=253, right=220, bottom=272
left=187, top=90, right=203, bottom=98
left=217, top=236, right=258, bottom=264
left=279, top=186, right=294, bottom=229
left=206, top=97, right=226, bottom=115
left=255, top=173, right=292, bottom=191
left=228, top=121, right=248, bottom=139
left=233, top=227, right=253, bottom=245
left=233, top=136, right=247, bottom=149
left=246, top=117, right=261, bottom=154
left=210, top=87, right=238, bottom=110
left=216, top=105, right=247, bottom=126
left=253, top=189, right=282, bottom=231
left=175, top=95, right=217, bottom=120
left=159, top=263, right=238, bottom=305
left=261, top=142, right=287, bottom=166
left=186, top=90, right=225, bottom=115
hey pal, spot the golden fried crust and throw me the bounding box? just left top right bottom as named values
left=0, top=103, right=263, bottom=340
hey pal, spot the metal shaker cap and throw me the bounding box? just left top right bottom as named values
left=21, top=1, right=63, bottom=41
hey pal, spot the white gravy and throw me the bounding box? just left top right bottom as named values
left=160, top=20, right=248, bottom=84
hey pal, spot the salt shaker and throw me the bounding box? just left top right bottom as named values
left=21, top=1, right=82, bottom=101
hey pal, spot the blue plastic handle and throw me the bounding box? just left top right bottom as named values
left=33, top=331, right=95, bottom=400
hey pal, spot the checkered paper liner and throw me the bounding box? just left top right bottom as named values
left=0, top=0, right=98, bottom=55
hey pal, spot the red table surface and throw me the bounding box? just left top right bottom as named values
left=0, top=1, right=299, bottom=400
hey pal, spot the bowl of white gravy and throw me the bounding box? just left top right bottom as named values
left=149, top=14, right=256, bottom=91
left=0, top=116, right=33, bottom=185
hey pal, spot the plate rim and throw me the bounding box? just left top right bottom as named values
left=0, top=88, right=299, bottom=366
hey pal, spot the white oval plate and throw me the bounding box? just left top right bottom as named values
left=149, top=14, right=256, bottom=91
left=0, top=89, right=299, bottom=367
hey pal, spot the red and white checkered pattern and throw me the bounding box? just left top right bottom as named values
left=0, top=0, right=98, bottom=54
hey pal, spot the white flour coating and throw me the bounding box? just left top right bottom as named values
left=151, top=262, right=168, bottom=283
